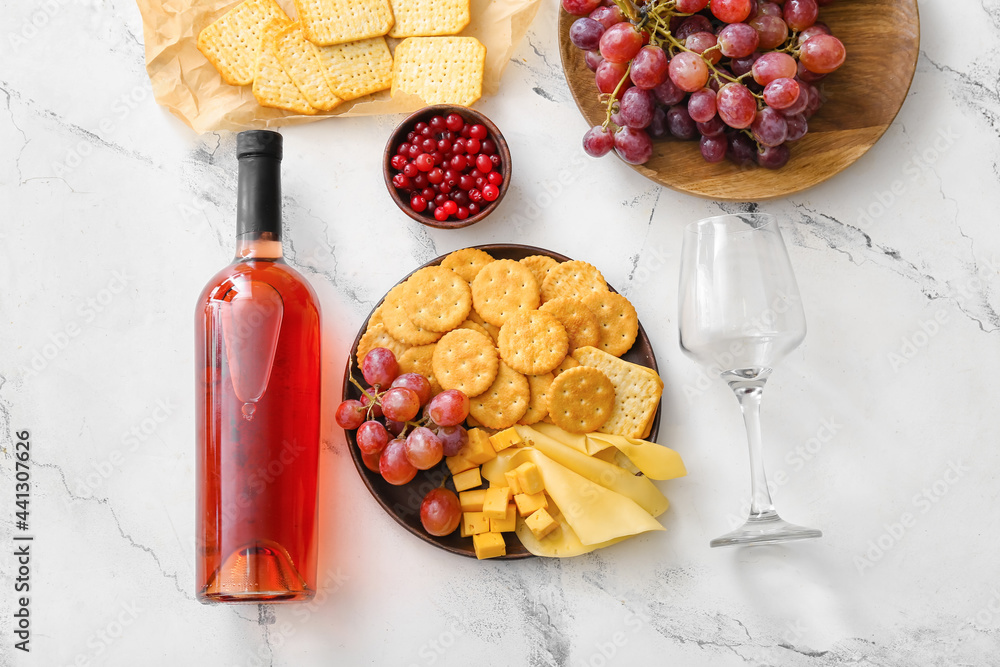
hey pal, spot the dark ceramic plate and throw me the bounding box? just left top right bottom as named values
left=343, top=244, right=661, bottom=558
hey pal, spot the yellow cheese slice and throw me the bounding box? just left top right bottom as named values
left=483, top=448, right=664, bottom=546
left=586, top=433, right=687, bottom=481
left=514, top=510, right=627, bottom=558
left=514, top=425, right=669, bottom=517
left=532, top=422, right=608, bottom=456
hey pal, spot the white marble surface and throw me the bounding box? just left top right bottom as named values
left=2, top=1, right=1000, bottom=665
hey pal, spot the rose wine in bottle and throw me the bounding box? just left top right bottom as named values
left=195, top=130, right=321, bottom=603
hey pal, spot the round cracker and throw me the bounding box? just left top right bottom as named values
left=469, top=361, right=530, bottom=430
left=357, top=321, right=410, bottom=366
left=467, top=308, right=500, bottom=343
left=540, top=260, right=608, bottom=303
left=404, top=266, right=473, bottom=332
left=519, top=372, right=554, bottom=426
left=552, top=355, right=580, bottom=376
left=440, top=248, right=494, bottom=283
left=547, top=366, right=615, bottom=433
left=538, top=297, right=601, bottom=352
left=431, top=329, right=499, bottom=397
left=381, top=283, right=444, bottom=346
left=520, top=255, right=558, bottom=287
left=497, top=310, right=568, bottom=376
left=398, top=344, right=443, bottom=395
left=582, top=291, right=639, bottom=357
left=471, top=259, right=540, bottom=327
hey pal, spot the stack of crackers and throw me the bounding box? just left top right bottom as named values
left=357, top=248, right=663, bottom=439
left=197, top=0, right=487, bottom=114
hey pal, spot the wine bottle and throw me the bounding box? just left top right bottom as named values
left=195, top=130, right=321, bottom=603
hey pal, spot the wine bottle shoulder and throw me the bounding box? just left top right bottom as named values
left=195, top=260, right=321, bottom=316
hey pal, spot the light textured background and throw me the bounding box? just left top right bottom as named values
left=2, top=1, right=999, bottom=665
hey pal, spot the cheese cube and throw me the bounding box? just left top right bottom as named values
left=482, top=486, right=512, bottom=519
left=514, top=462, right=544, bottom=495
left=446, top=455, right=477, bottom=475
left=463, top=429, right=498, bottom=465
left=459, top=489, right=487, bottom=512
left=489, top=427, right=522, bottom=452
left=490, top=503, right=517, bottom=532
left=504, top=470, right=522, bottom=495
left=525, top=508, right=558, bottom=540
left=452, top=467, right=482, bottom=492
left=461, top=512, right=490, bottom=537
left=473, top=532, right=507, bottom=559
left=513, top=491, right=547, bottom=517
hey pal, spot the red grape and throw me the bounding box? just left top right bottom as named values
left=390, top=372, right=432, bottom=405
left=752, top=51, right=797, bottom=85
left=335, top=399, right=365, bottom=430
left=437, top=425, right=469, bottom=457
left=381, top=387, right=420, bottom=422
left=613, top=126, right=653, bottom=164
left=386, top=419, right=406, bottom=436
left=562, top=0, right=601, bottom=16
left=798, top=22, right=831, bottom=45
left=666, top=105, right=698, bottom=140
left=619, top=87, right=655, bottom=129
left=570, top=17, right=605, bottom=51
left=697, top=115, right=726, bottom=137
left=379, top=438, right=418, bottom=485
left=675, top=14, right=712, bottom=41
left=687, top=88, right=718, bottom=123
left=428, top=389, right=470, bottom=426
left=799, top=34, right=846, bottom=74
left=785, top=113, right=809, bottom=141
left=584, top=50, right=603, bottom=71
left=685, top=32, right=721, bottom=65
left=420, top=488, right=462, bottom=537
left=783, top=0, right=818, bottom=31
left=361, top=449, right=381, bottom=473
left=583, top=125, right=615, bottom=157
left=763, top=77, right=800, bottom=109
left=405, top=426, right=444, bottom=469
left=728, top=132, right=758, bottom=165
left=710, top=0, right=752, bottom=23
left=757, top=143, right=791, bottom=169
left=716, top=83, right=757, bottom=129
left=589, top=4, right=624, bottom=29
left=652, top=77, right=685, bottom=106
left=717, top=22, right=759, bottom=58
left=648, top=106, right=670, bottom=139
left=757, top=1, right=782, bottom=17
left=596, top=60, right=631, bottom=94
left=675, top=0, right=709, bottom=11
left=700, top=135, right=728, bottom=163
left=748, top=14, right=788, bottom=50
left=599, top=22, right=643, bottom=64
left=668, top=52, right=710, bottom=92
left=631, top=46, right=669, bottom=89
left=357, top=420, right=390, bottom=456
left=752, top=106, right=789, bottom=146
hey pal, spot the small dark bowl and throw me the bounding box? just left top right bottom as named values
left=383, top=105, right=512, bottom=229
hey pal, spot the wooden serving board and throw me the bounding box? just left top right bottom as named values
left=557, top=0, right=920, bottom=201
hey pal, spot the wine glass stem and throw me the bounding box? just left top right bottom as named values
left=731, top=377, right=776, bottom=518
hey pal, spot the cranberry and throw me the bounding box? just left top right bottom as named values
left=429, top=115, right=446, bottom=132
left=453, top=191, right=470, bottom=206
left=453, top=138, right=467, bottom=154
left=490, top=155, right=501, bottom=168
left=427, top=168, right=444, bottom=185
left=392, top=173, right=411, bottom=190
left=465, top=138, right=481, bottom=154
left=412, top=174, right=428, bottom=189
left=402, top=163, right=419, bottom=178
left=391, top=154, right=407, bottom=170
left=456, top=207, right=469, bottom=220
left=445, top=113, right=464, bottom=132
left=422, top=188, right=436, bottom=201
left=433, top=207, right=448, bottom=221
left=482, top=184, right=500, bottom=201
left=406, top=131, right=417, bottom=143
left=420, top=138, right=436, bottom=153
left=437, top=138, right=452, bottom=153
left=414, top=154, right=434, bottom=172
left=460, top=125, right=472, bottom=138
left=443, top=200, right=458, bottom=215
left=481, top=139, right=497, bottom=155
left=414, top=121, right=428, bottom=134
left=407, top=144, right=421, bottom=159
left=468, top=202, right=480, bottom=215
left=397, top=143, right=411, bottom=156
left=410, top=195, right=427, bottom=212
left=434, top=193, right=448, bottom=207
left=487, top=171, right=503, bottom=186
left=450, top=155, right=468, bottom=171
left=458, top=174, right=476, bottom=190
left=469, top=189, right=483, bottom=203
left=469, top=124, right=488, bottom=140
left=476, top=155, right=493, bottom=173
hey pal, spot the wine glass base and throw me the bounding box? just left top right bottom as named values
left=710, top=512, right=822, bottom=548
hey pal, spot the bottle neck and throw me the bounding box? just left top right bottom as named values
left=236, top=155, right=283, bottom=260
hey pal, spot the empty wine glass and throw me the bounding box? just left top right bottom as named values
left=678, top=212, right=822, bottom=548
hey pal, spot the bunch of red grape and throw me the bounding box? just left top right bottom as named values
left=336, top=347, right=467, bottom=536
left=565, top=0, right=846, bottom=169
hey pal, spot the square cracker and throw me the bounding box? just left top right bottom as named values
left=315, top=37, right=393, bottom=101
left=573, top=346, right=662, bottom=439
left=252, top=20, right=317, bottom=115
left=294, top=0, right=394, bottom=46
left=388, top=0, right=471, bottom=38
left=273, top=23, right=343, bottom=111
left=197, top=0, right=291, bottom=86
left=391, top=37, right=485, bottom=107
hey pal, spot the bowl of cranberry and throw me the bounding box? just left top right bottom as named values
left=384, top=105, right=511, bottom=229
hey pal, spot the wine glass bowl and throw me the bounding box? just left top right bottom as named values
left=678, top=213, right=821, bottom=548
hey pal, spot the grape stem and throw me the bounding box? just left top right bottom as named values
left=602, top=61, right=632, bottom=129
